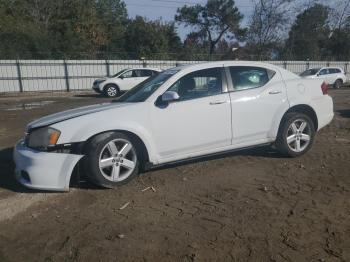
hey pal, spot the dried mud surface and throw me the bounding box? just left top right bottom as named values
left=0, top=90, right=349, bottom=261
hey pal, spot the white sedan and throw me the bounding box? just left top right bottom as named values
left=93, top=68, right=161, bottom=97
left=14, top=61, right=334, bottom=191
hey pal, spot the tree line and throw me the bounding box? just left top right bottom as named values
left=0, top=0, right=349, bottom=60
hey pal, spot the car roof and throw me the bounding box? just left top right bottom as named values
left=171, top=60, right=292, bottom=72
left=311, top=67, right=342, bottom=70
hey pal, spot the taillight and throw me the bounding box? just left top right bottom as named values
left=321, top=82, right=328, bottom=95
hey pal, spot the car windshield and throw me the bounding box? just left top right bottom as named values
left=111, top=69, right=129, bottom=78
left=113, top=68, right=179, bottom=103
left=300, top=68, right=320, bottom=76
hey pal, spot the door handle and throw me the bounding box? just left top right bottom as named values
left=269, top=90, right=282, bottom=95
left=210, top=100, right=226, bottom=105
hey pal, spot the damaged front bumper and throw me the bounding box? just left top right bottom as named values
left=13, top=139, right=84, bottom=191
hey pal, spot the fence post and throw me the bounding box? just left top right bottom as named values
left=16, top=60, right=23, bottom=92
left=142, top=59, right=147, bottom=68
left=63, top=60, right=70, bottom=92
left=105, top=59, right=110, bottom=77
left=344, top=62, right=348, bottom=75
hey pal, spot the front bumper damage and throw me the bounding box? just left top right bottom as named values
left=13, top=140, right=84, bottom=191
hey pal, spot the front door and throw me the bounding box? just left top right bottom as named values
left=118, top=70, right=142, bottom=90
left=150, top=67, right=232, bottom=162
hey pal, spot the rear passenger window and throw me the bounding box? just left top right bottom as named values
left=329, top=68, right=341, bottom=74
left=229, top=67, right=275, bottom=91
left=140, top=70, right=153, bottom=77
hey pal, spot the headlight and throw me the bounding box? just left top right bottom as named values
left=26, top=127, right=61, bottom=150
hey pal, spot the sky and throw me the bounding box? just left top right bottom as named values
left=123, top=0, right=255, bottom=40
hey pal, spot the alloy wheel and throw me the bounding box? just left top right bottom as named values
left=99, top=138, right=137, bottom=182
left=286, top=119, right=311, bottom=153
left=107, top=86, right=117, bottom=97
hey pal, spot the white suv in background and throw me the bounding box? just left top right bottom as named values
left=93, top=68, right=161, bottom=97
left=300, top=67, right=347, bottom=89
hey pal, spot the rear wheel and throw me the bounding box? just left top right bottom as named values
left=334, top=79, right=343, bottom=89
left=103, top=84, right=119, bottom=97
left=275, top=113, right=315, bottom=157
left=84, top=132, right=139, bottom=188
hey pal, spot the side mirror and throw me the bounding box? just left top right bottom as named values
left=316, top=73, right=320, bottom=76
left=119, top=75, right=124, bottom=79
left=161, top=91, right=180, bottom=102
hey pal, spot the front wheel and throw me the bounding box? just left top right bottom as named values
left=84, top=132, right=139, bottom=188
left=275, top=113, right=315, bottom=157
left=103, top=84, right=120, bottom=97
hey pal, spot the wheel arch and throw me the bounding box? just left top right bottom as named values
left=102, top=83, right=120, bottom=93
left=69, top=129, right=151, bottom=187
left=279, top=104, right=318, bottom=133
left=81, top=130, right=150, bottom=162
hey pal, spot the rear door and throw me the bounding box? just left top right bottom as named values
left=227, top=66, right=288, bottom=144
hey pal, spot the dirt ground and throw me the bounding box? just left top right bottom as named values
left=0, top=89, right=349, bottom=262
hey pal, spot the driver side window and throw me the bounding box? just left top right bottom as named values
left=167, top=68, right=222, bottom=101
left=120, top=70, right=133, bottom=78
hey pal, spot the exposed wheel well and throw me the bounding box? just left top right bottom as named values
left=280, top=105, right=318, bottom=131
left=70, top=130, right=150, bottom=186
left=336, top=78, right=343, bottom=83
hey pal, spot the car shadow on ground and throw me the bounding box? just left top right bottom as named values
left=337, top=109, right=350, bottom=118
left=0, top=145, right=283, bottom=192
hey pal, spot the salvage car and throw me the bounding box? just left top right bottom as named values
left=300, top=67, right=346, bottom=89
left=93, top=68, right=161, bottom=97
left=14, top=61, right=334, bottom=191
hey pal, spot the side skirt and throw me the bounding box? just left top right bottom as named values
left=143, top=142, right=273, bottom=171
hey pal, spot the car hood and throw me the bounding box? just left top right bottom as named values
left=94, top=77, right=108, bottom=83
left=27, top=102, right=129, bottom=131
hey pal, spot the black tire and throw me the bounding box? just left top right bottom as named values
left=275, top=112, right=315, bottom=157
left=84, top=132, right=139, bottom=188
left=334, top=79, right=343, bottom=89
left=103, top=84, right=120, bottom=97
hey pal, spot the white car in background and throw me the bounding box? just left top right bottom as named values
left=300, top=67, right=346, bottom=89
left=93, top=68, right=161, bottom=97
left=14, top=61, right=334, bottom=191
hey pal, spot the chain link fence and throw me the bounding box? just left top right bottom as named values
left=0, top=59, right=349, bottom=94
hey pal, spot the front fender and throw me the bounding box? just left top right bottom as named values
left=51, top=105, right=159, bottom=163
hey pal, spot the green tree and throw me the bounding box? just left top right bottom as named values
left=0, top=0, right=128, bottom=59
left=175, top=0, right=244, bottom=58
left=124, top=16, right=182, bottom=59
left=284, top=4, right=331, bottom=60
left=326, top=17, right=350, bottom=60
